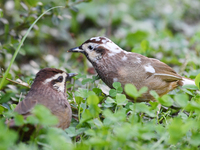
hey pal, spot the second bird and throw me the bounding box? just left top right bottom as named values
left=11, top=68, right=77, bottom=129
left=68, top=36, right=195, bottom=101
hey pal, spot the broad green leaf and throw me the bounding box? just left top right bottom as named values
left=81, top=78, right=93, bottom=85
left=105, top=97, right=115, bottom=104
left=0, top=105, right=7, bottom=114
left=174, top=94, right=189, bottom=107
left=116, top=94, right=128, bottom=106
left=109, top=89, right=117, bottom=97
left=113, top=82, right=121, bottom=89
left=31, top=105, right=58, bottom=126
left=168, top=118, right=183, bottom=144
left=150, top=90, right=159, bottom=99
left=26, top=115, right=39, bottom=125
left=158, top=95, right=173, bottom=107
left=190, top=133, right=200, bottom=146
left=124, top=84, right=138, bottom=98
left=87, top=95, right=99, bottom=105
left=93, top=118, right=103, bottom=127
left=80, top=109, right=93, bottom=123
left=0, top=120, right=18, bottom=150
left=138, top=86, right=148, bottom=95
left=141, top=40, right=149, bottom=52
left=89, top=105, right=101, bottom=118
left=75, top=96, right=83, bottom=105
left=14, top=114, right=24, bottom=126
left=93, top=88, right=102, bottom=95
left=195, top=73, right=200, bottom=89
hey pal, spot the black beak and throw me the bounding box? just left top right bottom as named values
left=66, top=73, right=78, bottom=81
left=68, top=46, right=84, bottom=53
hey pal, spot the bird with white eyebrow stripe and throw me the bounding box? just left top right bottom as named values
left=68, top=37, right=196, bottom=101
left=7, top=68, right=77, bottom=130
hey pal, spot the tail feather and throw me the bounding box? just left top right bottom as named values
left=181, top=77, right=196, bottom=86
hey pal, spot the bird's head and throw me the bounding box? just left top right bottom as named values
left=32, top=68, right=77, bottom=93
left=68, top=37, right=124, bottom=63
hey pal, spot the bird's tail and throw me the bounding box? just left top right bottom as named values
left=180, top=77, right=196, bottom=86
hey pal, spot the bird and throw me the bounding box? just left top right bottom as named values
left=68, top=36, right=196, bottom=101
left=7, top=68, right=77, bottom=129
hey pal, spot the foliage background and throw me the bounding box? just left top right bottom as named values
left=0, top=0, right=200, bottom=149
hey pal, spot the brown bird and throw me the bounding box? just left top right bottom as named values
left=8, top=68, right=77, bottom=129
left=68, top=36, right=195, bottom=101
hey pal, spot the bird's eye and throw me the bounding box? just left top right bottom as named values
left=56, top=76, right=63, bottom=82
left=88, top=45, right=93, bottom=50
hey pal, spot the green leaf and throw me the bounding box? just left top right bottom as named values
left=26, top=115, right=39, bottom=125
left=31, top=105, right=58, bottom=126
left=109, top=89, right=117, bottom=97
left=195, top=73, right=200, bottom=89
left=124, top=84, right=139, bottom=98
left=92, top=88, right=102, bottom=95
left=80, top=109, right=93, bottom=124
left=87, top=95, right=99, bottom=105
left=141, top=40, right=149, bottom=52
left=190, top=133, right=200, bottom=146
left=116, top=94, right=128, bottom=106
left=168, top=118, right=183, bottom=144
left=93, top=118, right=103, bottom=127
left=138, top=86, right=148, bottom=95
left=129, top=103, right=156, bottom=117
left=75, top=88, right=95, bottom=98
left=113, top=82, right=121, bottom=89
left=14, top=114, right=24, bottom=126
left=75, top=96, right=83, bottom=105
left=113, top=82, right=123, bottom=93
left=150, top=90, right=159, bottom=99
left=0, top=105, right=7, bottom=114
left=0, top=120, right=18, bottom=150
left=105, top=97, right=115, bottom=104
left=158, top=95, right=173, bottom=107
left=174, top=94, right=189, bottom=107
left=82, top=78, right=93, bottom=85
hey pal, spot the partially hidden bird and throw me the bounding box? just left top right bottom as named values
left=68, top=36, right=196, bottom=101
left=7, top=68, right=77, bottom=129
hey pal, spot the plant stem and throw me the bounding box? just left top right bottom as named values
left=0, top=6, right=64, bottom=90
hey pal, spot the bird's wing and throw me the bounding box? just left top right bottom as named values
left=14, top=95, right=38, bottom=115
left=150, top=58, right=182, bottom=81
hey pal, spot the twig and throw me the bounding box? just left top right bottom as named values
left=0, top=76, right=30, bottom=88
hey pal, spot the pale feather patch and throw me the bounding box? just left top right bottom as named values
left=43, top=72, right=67, bottom=93
left=90, top=37, right=101, bottom=41
left=144, top=64, right=155, bottom=73
left=122, top=55, right=127, bottom=61
left=154, top=73, right=181, bottom=80
left=182, top=78, right=196, bottom=86
left=113, top=78, right=118, bottom=82
left=136, top=57, right=141, bottom=63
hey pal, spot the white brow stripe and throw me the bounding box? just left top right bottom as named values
left=144, top=64, right=155, bottom=73
left=43, top=72, right=66, bottom=84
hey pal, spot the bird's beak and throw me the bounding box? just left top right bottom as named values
left=66, top=73, right=78, bottom=81
left=68, top=73, right=78, bottom=78
left=68, top=46, right=84, bottom=53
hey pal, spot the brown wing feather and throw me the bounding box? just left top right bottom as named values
left=150, top=58, right=182, bottom=81
left=14, top=96, right=38, bottom=115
